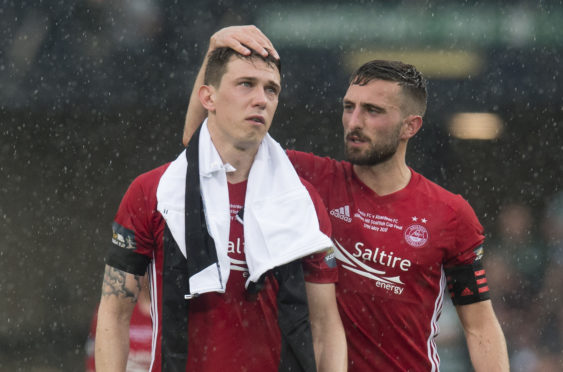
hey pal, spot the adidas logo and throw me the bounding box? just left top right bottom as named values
left=461, top=287, right=474, bottom=296
left=330, top=205, right=352, bottom=223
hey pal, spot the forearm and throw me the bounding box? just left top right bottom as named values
left=306, top=282, right=347, bottom=372
left=465, top=320, right=509, bottom=372
left=94, top=265, right=141, bottom=371
left=457, top=301, right=509, bottom=372
left=311, top=318, right=347, bottom=372
left=95, top=301, right=133, bottom=371
left=183, top=52, right=208, bottom=146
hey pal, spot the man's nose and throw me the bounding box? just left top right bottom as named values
left=346, top=108, right=363, bottom=130
left=251, top=87, right=268, bottom=108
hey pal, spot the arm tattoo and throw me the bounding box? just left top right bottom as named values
left=101, top=266, right=142, bottom=303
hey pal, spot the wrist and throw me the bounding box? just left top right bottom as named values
left=207, top=34, right=219, bottom=54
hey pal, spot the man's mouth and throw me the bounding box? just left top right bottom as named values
left=247, top=115, right=266, bottom=125
left=346, top=132, right=368, bottom=144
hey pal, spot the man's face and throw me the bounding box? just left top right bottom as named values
left=342, top=79, right=406, bottom=165
left=210, top=56, right=281, bottom=149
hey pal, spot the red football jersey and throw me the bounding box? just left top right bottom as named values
left=111, top=163, right=337, bottom=372
left=287, top=150, right=486, bottom=372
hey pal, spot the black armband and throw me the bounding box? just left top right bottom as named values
left=106, top=222, right=150, bottom=275
left=445, top=259, right=490, bottom=306
left=106, top=245, right=150, bottom=276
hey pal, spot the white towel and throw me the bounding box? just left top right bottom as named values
left=156, top=119, right=332, bottom=296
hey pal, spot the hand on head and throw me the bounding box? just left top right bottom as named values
left=209, top=25, right=279, bottom=60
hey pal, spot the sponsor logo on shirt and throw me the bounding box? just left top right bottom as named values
left=228, top=236, right=249, bottom=277
left=333, top=239, right=408, bottom=295
left=230, top=257, right=249, bottom=277
left=228, top=237, right=244, bottom=254
left=330, top=205, right=352, bottom=223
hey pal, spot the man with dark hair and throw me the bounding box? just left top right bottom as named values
left=348, top=60, right=428, bottom=115
left=204, top=47, right=281, bottom=87
left=183, top=26, right=508, bottom=371
left=339, top=59, right=428, bottom=167
left=96, top=38, right=346, bottom=371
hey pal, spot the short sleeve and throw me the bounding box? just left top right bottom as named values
left=106, top=167, right=165, bottom=275
left=444, top=195, right=485, bottom=268
left=300, top=178, right=338, bottom=284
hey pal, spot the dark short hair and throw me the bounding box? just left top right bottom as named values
left=350, top=60, right=427, bottom=116
left=204, top=47, right=281, bottom=87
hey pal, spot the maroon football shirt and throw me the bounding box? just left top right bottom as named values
left=287, top=150, right=488, bottom=372
left=111, top=163, right=337, bottom=371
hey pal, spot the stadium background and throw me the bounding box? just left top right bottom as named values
left=1, top=0, right=561, bottom=370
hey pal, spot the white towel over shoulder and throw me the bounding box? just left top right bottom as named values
left=157, top=119, right=332, bottom=296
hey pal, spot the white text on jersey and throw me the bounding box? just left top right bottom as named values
left=353, top=242, right=412, bottom=271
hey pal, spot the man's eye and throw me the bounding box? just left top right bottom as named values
left=266, top=87, right=278, bottom=95
left=367, top=107, right=380, bottom=114
left=240, top=81, right=252, bottom=87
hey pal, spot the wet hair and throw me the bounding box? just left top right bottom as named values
left=204, top=47, right=281, bottom=87
left=349, top=60, right=427, bottom=116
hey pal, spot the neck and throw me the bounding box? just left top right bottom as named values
left=222, top=145, right=258, bottom=183
left=206, top=119, right=261, bottom=183
left=352, top=152, right=411, bottom=196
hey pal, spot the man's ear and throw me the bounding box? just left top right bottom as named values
left=401, top=115, right=423, bottom=140
left=198, top=85, right=216, bottom=112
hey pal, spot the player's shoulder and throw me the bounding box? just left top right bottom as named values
left=131, top=163, right=171, bottom=187
left=287, top=149, right=352, bottom=173
left=298, top=177, right=327, bottom=209
left=299, top=177, right=319, bottom=197
left=124, top=162, right=172, bottom=201
left=412, top=169, right=472, bottom=211
left=414, top=171, right=484, bottom=237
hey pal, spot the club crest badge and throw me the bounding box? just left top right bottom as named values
left=404, top=224, right=429, bottom=248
